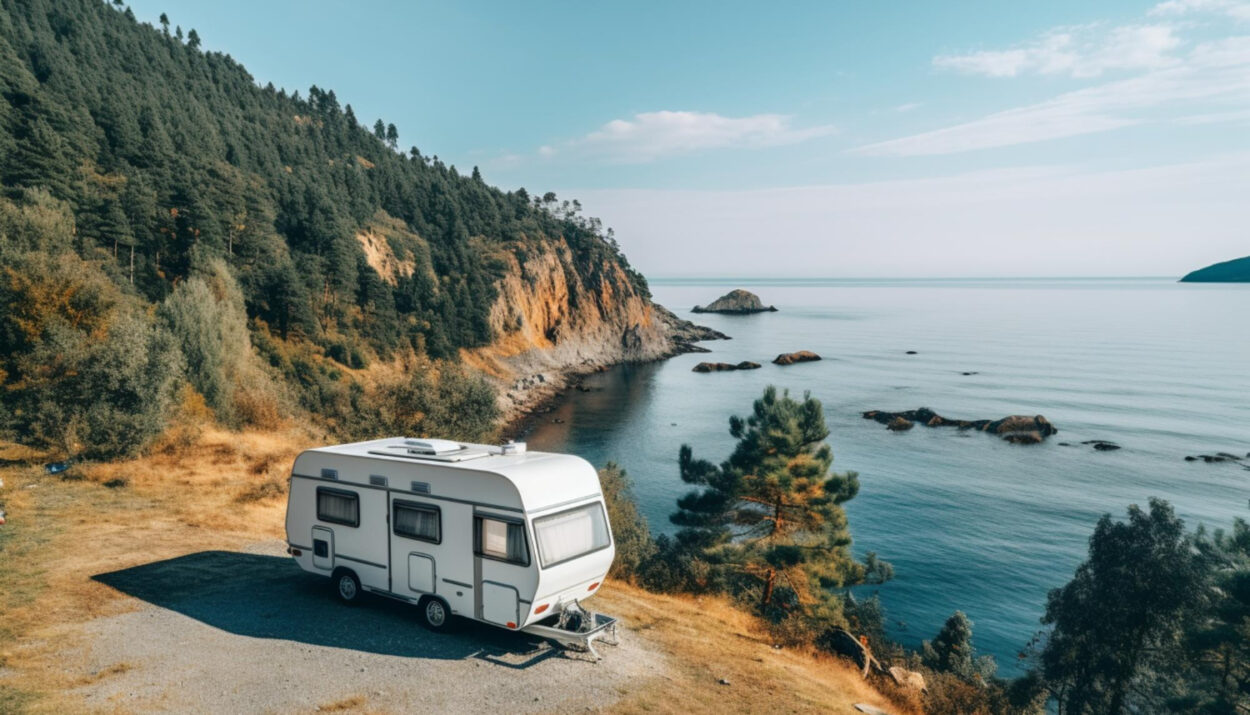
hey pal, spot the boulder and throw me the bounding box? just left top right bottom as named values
left=693, top=361, right=762, bottom=373
left=889, top=666, right=927, bottom=693
left=864, top=408, right=1058, bottom=444
left=1082, top=440, right=1121, bottom=451
left=985, top=415, right=1058, bottom=438
left=1187, top=452, right=1246, bottom=464
left=887, top=416, right=913, bottom=431
left=692, top=362, right=738, bottom=373
left=692, top=289, right=778, bottom=314
left=773, top=350, right=822, bottom=365
left=1004, top=431, right=1044, bottom=445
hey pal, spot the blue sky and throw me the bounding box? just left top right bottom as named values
left=129, top=0, right=1250, bottom=276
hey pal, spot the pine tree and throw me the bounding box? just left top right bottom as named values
left=672, top=386, right=889, bottom=612
left=1184, top=506, right=1250, bottom=713
left=1038, top=499, right=1209, bottom=714
left=923, top=611, right=996, bottom=682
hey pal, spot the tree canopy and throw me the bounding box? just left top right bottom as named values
left=670, top=386, right=890, bottom=620
left=0, top=0, right=648, bottom=453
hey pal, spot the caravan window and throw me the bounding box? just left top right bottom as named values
left=474, top=516, right=528, bottom=565
left=393, top=501, right=440, bottom=543
left=533, top=502, right=610, bottom=568
left=316, top=487, right=359, bottom=527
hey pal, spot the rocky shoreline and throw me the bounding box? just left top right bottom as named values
left=497, top=305, right=727, bottom=439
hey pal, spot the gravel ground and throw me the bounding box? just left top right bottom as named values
left=71, top=540, right=663, bottom=713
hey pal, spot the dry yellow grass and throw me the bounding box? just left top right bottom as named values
left=597, top=584, right=914, bottom=714
left=0, top=428, right=910, bottom=714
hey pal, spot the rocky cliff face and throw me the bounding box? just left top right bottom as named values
left=459, top=237, right=724, bottom=422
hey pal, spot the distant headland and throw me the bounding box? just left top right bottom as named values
left=1179, top=255, right=1250, bottom=283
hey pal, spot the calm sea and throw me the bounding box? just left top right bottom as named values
left=521, top=277, right=1250, bottom=675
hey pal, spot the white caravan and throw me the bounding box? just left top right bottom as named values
left=284, top=437, right=618, bottom=655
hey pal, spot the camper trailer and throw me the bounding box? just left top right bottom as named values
left=284, top=437, right=618, bottom=655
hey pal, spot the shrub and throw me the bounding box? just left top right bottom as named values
left=236, top=475, right=287, bottom=503
left=363, top=360, right=498, bottom=442
left=1, top=249, right=184, bottom=458
left=159, top=260, right=283, bottom=428
left=598, top=463, right=654, bottom=581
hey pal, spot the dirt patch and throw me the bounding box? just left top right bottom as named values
left=69, top=540, right=662, bottom=713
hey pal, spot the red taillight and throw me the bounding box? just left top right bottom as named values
left=588, top=582, right=600, bottom=591
left=506, top=621, right=517, bottom=629
left=534, top=603, right=549, bottom=614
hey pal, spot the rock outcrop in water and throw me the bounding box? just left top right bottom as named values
left=1184, top=452, right=1250, bottom=465
left=1179, top=255, right=1250, bottom=282
left=863, top=408, right=1058, bottom=444
left=773, top=350, right=822, bottom=365
left=692, top=361, right=762, bottom=373
left=692, top=289, right=778, bottom=314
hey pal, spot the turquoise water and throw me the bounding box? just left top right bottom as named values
left=521, top=278, right=1250, bottom=675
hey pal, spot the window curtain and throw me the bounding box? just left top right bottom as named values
left=534, top=504, right=608, bottom=567
left=317, top=491, right=357, bottom=525
left=396, top=505, right=438, bottom=541
left=506, top=522, right=526, bottom=563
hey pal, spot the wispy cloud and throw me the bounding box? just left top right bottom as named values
left=545, top=111, right=836, bottom=163
left=856, top=0, right=1250, bottom=159
left=1150, top=0, right=1250, bottom=21
left=933, top=23, right=1182, bottom=78
left=895, top=102, right=923, bottom=112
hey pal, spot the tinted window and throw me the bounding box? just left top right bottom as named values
left=475, top=516, right=528, bottom=565
left=394, top=501, right=440, bottom=543
left=316, top=487, right=359, bottom=527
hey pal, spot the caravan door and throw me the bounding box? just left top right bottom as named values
left=385, top=494, right=473, bottom=616
left=388, top=496, right=440, bottom=599
left=311, top=526, right=334, bottom=570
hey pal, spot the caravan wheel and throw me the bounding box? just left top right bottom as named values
left=418, top=596, right=451, bottom=632
left=333, top=569, right=361, bottom=605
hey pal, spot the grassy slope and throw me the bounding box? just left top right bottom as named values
left=0, top=430, right=908, bottom=714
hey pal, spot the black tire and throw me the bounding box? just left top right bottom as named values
left=333, top=569, right=361, bottom=605
left=418, top=595, right=451, bottom=632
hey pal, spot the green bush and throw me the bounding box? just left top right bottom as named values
left=0, top=249, right=184, bottom=458
left=598, top=462, right=654, bottom=581
left=159, top=260, right=283, bottom=427
left=11, top=309, right=183, bottom=459
left=361, top=361, right=498, bottom=443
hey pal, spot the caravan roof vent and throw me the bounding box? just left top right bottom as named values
left=368, top=438, right=491, bottom=463
left=403, top=438, right=464, bottom=455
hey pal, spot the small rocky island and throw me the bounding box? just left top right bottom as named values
left=692, top=361, right=762, bottom=373
left=864, top=407, right=1058, bottom=444
left=1179, top=255, right=1250, bottom=282
left=692, top=289, right=778, bottom=314
left=773, top=350, right=822, bottom=365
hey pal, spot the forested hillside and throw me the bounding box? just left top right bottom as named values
left=0, top=0, right=696, bottom=457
